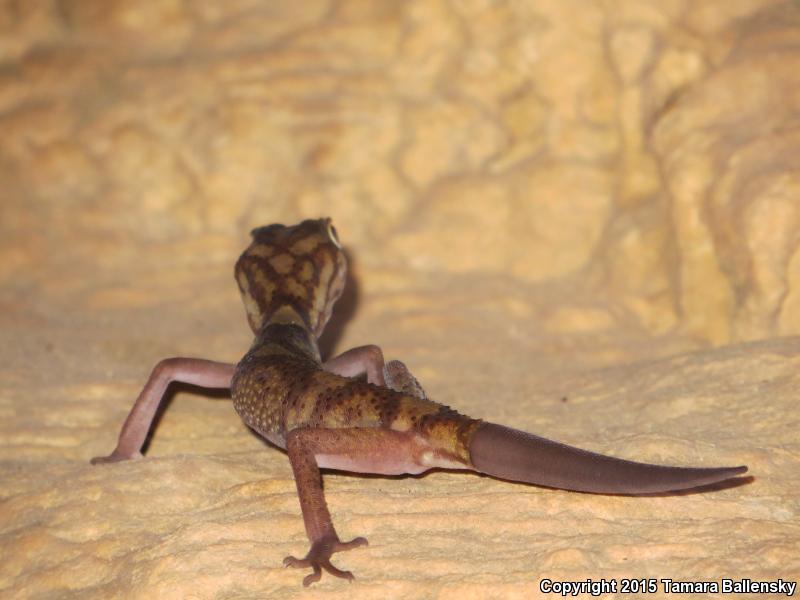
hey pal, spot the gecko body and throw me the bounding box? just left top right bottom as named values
left=93, top=218, right=747, bottom=586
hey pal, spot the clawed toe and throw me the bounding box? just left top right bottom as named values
left=282, top=555, right=305, bottom=569
left=302, top=568, right=323, bottom=587
left=283, top=559, right=322, bottom=587
left=319, top=559, right=354, bottom=583
left=338, top=536, right=368, bottom=551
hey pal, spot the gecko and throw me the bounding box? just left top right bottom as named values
left=92, top=218, right=748, bottom=586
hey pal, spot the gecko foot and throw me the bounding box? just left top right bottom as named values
left=384, top=359, right=427, bottom=400
left=90, top=450, right=143, bottom=465
left=283, top=535, right=368, bottom=586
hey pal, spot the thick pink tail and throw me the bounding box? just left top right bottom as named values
left=469, top=423, right=747, bottom=494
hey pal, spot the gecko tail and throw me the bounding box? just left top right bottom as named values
left=468, top=423, right=748, bottom=494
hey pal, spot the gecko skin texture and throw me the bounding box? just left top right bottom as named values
left=92, top=218, right=748, bottom=586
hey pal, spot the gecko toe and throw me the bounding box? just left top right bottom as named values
left=302, top=565, right=322, bottom=587
left=337, top=536, right=368, bottom=552
left=90, top=451, right=142, bottom=465
left=283, top=555, right=307, bottom=569
left=320, top=558, right=354, bottom=582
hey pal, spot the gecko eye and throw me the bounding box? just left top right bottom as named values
left=327, top=222, right=342, bottom=248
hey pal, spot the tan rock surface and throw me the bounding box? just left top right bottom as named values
left=1, top=1, right=798, bottom=598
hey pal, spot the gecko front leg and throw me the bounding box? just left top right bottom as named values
left=324, top=346, right=427, bottom=399
left=91, top=358, right=236, bottom=464
left=323, top=345, right=387, bottom=387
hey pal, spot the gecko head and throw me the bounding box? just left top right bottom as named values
left=234, top=218, right=347, bottom=337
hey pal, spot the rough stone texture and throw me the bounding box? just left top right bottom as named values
left=1, top=1, right=798, bottom=598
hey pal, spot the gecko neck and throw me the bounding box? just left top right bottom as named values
left=250, top=319, right=322, bottom=364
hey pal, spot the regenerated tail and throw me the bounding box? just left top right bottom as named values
left=469, top=423, right=747, bottom=494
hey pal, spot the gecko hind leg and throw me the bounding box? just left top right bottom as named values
left=91, top=358, right=235, bottom=464
left=323, top=345, right=427, bottom=399
left=283, top=427, right=423, bottom=586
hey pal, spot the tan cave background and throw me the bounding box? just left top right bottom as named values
left=1, top=1, right=799, bottom=598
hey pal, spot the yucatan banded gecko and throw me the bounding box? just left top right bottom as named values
left=92, top=218, right=747, bottom=586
